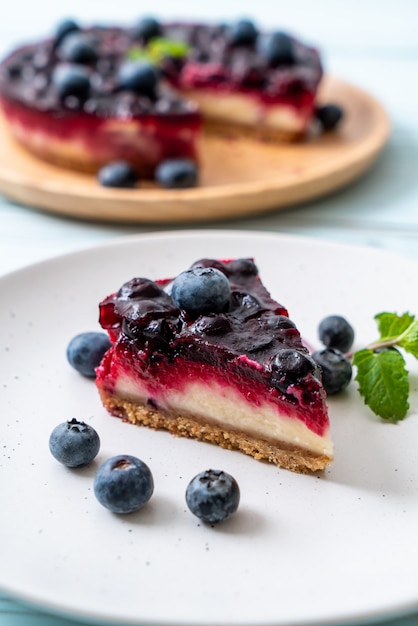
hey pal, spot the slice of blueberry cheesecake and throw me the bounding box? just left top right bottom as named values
left=96, top=258, right=333, bottom=473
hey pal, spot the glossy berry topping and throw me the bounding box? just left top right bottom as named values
left=316, top=104, right=344, bottom=131
left=58, top=33, right=98, bottom=65
left=312, top=348, right=352, bottom=395
left=185, top=469, right=240, bottom=523
left=94, top=454, right=154, bottom=514
left=171, top=266, right=231, bottom=316
left=54, top=19, right=80, bottom=46
left=260, top=31, right=295, bottom=67
left=66, top=331, right=111, bottom=377
left=98, top=160, right=139, bottom=188
left=117, top=60, right=159, bottom=97
left=228, top=19, right=258, bottom=47
left=49, top=418, right=100, bottom=467
left=270, top=348, right=318, bottom=393
left=134, top=17, right=163, bottom=43
left=155, top=159, right=198, bottom=189
left=52, top=63, right=91, bottom=101
left=318, top=315, right=354, bottom=353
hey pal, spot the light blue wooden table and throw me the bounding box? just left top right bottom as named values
left=1, top=1, right=418, bottom=625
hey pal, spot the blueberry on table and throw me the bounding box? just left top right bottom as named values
left=228, top=19, right=258, bottom=47
left=134, top=17, right=163, bottom=43
left=94, top=455, right=154, bottom=514
left=155, top=159, right=198, bottom=189
left=117, top=60, right=159, bottom=97
left=312, top=348, right=352, bottom=395
left=186, top=469, right=240, bottom=524
left=171, top=266, right=231, bottom=315
left=49, top=418, right=100, bottom=467
left=98, top=161, right=139, bottom=188
left=52, top=63, right=91, bottom=101
left=318, top=315, right=354, bottom=353
left=316, top=104, right=344, bottom=131
left=66, top=331, right=111, bottom=377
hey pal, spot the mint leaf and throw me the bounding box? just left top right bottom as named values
left=353, top=348, right=409, bottom=421
left=147, top=38, right=190, bottom=62
left=374, top=312, right=415, bottom=341
left=126, top=46, right=151, bottom=62
left=398, top=319, right=418, bottom=358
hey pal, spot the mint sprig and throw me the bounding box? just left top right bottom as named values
left=127, top=37, right=190, bottom=65
left=352, top=312, right=418, bottom=422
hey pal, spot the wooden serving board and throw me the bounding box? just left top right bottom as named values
left=0, top=76, right=390, bottom=224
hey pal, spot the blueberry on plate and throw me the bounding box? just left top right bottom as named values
left=66, top=331, right=111, bottom=377
left=155, top=159, right=198, bottom=189
left=94, top=455, right=154, bottom=514
left=117, top=60, right=159, bottom=97
left=171, top=266, right=231, bottom=315
left=52, top=63, right=91, bottom=101
left=134, top=17, right=163, bottom=42
left=49, top=418, right=100, bottom=467
left=318, top=315, right=354, bottom=353
left=316, top=104, right=344, bottom=131
left=312, top=347, right=352, bottom=395
left=98, top=160, right=139, bottom=188
left=186, top=469, right=240, bottom=524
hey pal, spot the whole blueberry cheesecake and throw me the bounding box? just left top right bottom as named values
left=96, top=258, right=333, bottom=473
left=0, top=16, right=323, bottom=176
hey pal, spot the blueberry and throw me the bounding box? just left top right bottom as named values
left=316, top=104, right=344, bottom=131
left=54, top=19, right=80, bottom=47
left=185, top=469, right=240, bottom=524
left=94, top=455, right=154, bottom=514
left=228, top=19, right=258, bottom=47
left=155, top=159, right=198, bottom=189
left=260, top=31, right=295, bottom=67
left=49, top=418, right=100, bottom=467
left=58, top=33, right=98, bottom=65
left=117, top=60, right=159, bottom=97
left=311, top=348, right=352, bottom=395
left=52, top=63, right=91, bottom=101
left=171, top=267, right=231, bottom=315
left=270, top=348, right=318, bottom=393
left=66, top=331, right=111, bottom=377
left=318, top=315, right=354, bottom=352
left=134, top=17, right=162, bottom=43
left=98, top=160, right=139, bottom=188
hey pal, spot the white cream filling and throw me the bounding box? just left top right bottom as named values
left=114, top=374, right=333, bottom=458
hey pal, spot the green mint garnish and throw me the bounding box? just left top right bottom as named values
left=352, top=312, right=418, bottom=422
left=126, top=38, right=190, bottom=65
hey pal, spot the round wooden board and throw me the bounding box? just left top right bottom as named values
left=0, top=76, right=389, bottom=224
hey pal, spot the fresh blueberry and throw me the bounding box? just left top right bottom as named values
left=52, top=63, right=91, bottom=101
left=54, top=19, right=80, bottom=47
left=134, top=17, right=163, bottom=42
left=94, top=455, right=154, bottom=514
left=316, top=104, right=344, bottom=131
left=311, top=348, right=352, bottom=395
left=98, top=160, right=139, bottom=188
left=66, top=331, right=111, bottom=377
left=185, top=469, right=240, bottom=524
left=58, top=33, right=98, bottom=65
left=260, top=31, right=295, bottom=67
left=49, top=418, right=100, bottom=467
left=270, top=349, right=318, bottom=393
left=318, top=315, right=354, bottom=353
left=228, top=19, right=258, bottom=47
left=155, top=159, right=198, bottom=189
left=117, top=60, right=159, bottom=97
left=171, top=266, right=231, bottom=315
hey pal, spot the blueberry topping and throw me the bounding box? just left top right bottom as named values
left=316, top=104, right=344, bottom=131
left=54, top=19, right=80, bottom=46
left=58, top=33, right=98, bottom=65
left=117, top=60, right=159, bottom=97
left=228, top=19, right=258, bottom=47
left=134, top=17, right=163, bottom=43
left=270, top=348, right=317, bottom=393
left=185, top=469, right=240, bottom=523
left=311, top=348, right=352, bottom=395
left=52, top=63, right=91, bottom=101
left=227, top=258, right=258, bottom=276
left=318, top=315, right=354, bottom=353
left=155, top=159, right=198, bottom=189
left=190, top=259, right=227, bottom=275
left=98, top=160, right=139, bottom=188
left=194, top=314, right=232, bottom=335
left=260, top=31, right=295, bottom=67
left=66, top=331, right=111, bottom=377
left=94, top=455, right=154, bottom=514
left=171, top=267, right=231, bottom=316
left=118, top=277, right=164, bottom=300
left=49, top=418, right=100, bottom=467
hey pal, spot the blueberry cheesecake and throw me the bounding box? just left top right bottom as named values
left=96, top=258, right=333, bottom=473
left=0, top=17, right=323, bottom=176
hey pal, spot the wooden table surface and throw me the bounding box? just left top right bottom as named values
left=0, top=1, right=417, bottom=625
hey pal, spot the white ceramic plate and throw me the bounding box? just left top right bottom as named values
left=1, top=230, right=418, bottom=626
